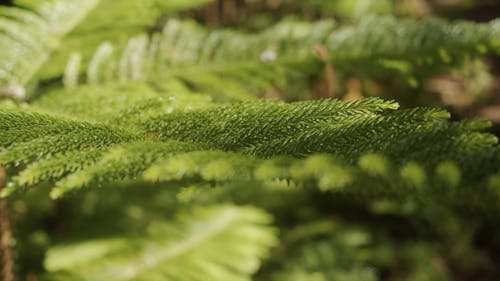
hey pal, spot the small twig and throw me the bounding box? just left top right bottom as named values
left=0, top=167, right=16, bottom=281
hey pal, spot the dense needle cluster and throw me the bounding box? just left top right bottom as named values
left=1, top=1, right=500, bottom=280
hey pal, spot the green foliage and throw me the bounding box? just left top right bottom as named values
left=49, top=141, right=201, bottom=199
left=44, top=205, right=277, bottom=281
left=54, top=19, right=335, bottom=99
left=32, top=80, right=212, bottom=122
left=1, top=1, right=500, bottom=280
left=5, top=95, right=500, bottom=275
left=300, top=0, right=394, bottom=19
left=0, top=0, right=213, bottom=87
left=145, top=151, right=500, bottom=212
left=32, top=16, right=500, bottom=101
left=327, top=16, right=500, bottom=79
left=271, top=221, right=381, bottom=281
left=139, top=98, right=398, bottom=152
left=1, top=98, right=499, bottom=211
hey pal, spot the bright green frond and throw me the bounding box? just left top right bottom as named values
left=0, top=128, right=139, bottom=169
left=3, top=97, right=499, bottom=205
left=144, top=151, right=259, bottom=183
left=143, top=150, right=500, bottom=211
left=44, top=205, right=277, bottom=281
left=140, top=98, right=399, bottom=151
left=59, top=19, right=335, bottom=100
left=32, top=79, right=212, bottom=122
left=8, top=150, right=102, bottom=192
left=327, top=16, right=500, bottom=77
left=244, top=108, right=485, bottom=160
left=0, top=110, right=142, bottom=148
left=272, top=221, right=379, bottom=281
left=74, top=16, right=500, bottom=97
left=2, top=2, right=500, bottom=280
left=50, top=141, right=203, bottom=198
left=0, top=0, right=99, bottom=86
left=41, top=0, right=215, bottom=81
left=0, top=0, right=214, bottom=87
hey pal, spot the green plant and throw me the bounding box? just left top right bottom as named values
left=1, top=1, right=500, bottom=280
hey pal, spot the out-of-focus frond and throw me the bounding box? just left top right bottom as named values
left=44, top=205, right=277, bottom=281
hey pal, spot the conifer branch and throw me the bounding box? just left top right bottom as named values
left=1, top=97, right=499, bottom=206
left=0, top=0, right=215, bottom=87
left=69, top=16, right=500, bottom=95
left=44, top=205, right=277, bottom=281
left=143, top=150, right=500, bottom=212
left=50, top=141, right=203, bottom=198
left=31, top=80, right=212, bottom=123
left=2, top=1, right=499, bottom=279
left=327, top=16, right=500, bottom=77
left=140, top=98, right=399, bottom=152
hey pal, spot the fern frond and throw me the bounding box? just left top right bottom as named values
left=244, top=107, right=447, bottom=158
left=63, top=52, right=82, bottom=88
left=161, top=19, right=335, bottom=65
left=44, top=204, right=277, bottom=281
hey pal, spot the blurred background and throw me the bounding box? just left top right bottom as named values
left=181, top=0, right=500, bottom=134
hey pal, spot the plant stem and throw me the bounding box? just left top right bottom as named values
left=0, top=167, right=15, bottom=281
